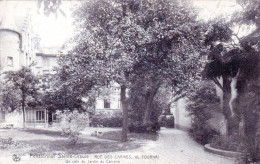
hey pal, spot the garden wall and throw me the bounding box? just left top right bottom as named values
left=171, top=98, right=191, bottom=131
left=171, top=98, right=224, bottom=132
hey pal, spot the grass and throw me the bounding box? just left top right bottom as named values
left=0, top=127, right=158, bottom=156
left=22, top=138, right=140, bottom=155
left=24, top=128, right=63, bottom=137
left=98, top=131, right=159, bottom=142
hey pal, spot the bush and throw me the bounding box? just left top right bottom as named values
left=186, top=81, right=220, bottom=145
left=189, top=122, right=218, bottom=145
left=211, top=134, right=260, bottom=163
left=128, top=122, right=160, bottom=133
left=91, top=111, right=122, bottom=127
left=57, top=110, right=89, bottom=145
left=239, top=130, right=260, bottom=164
left=0, top=137, right=28, bottom=149
left=159, top=115, right=175, bottom=128
left=210, top=134, right=244, bottom=152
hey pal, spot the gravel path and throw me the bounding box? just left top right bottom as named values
left=124, top=128, right=237, bottom=164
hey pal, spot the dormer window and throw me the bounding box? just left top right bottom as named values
left=7, top=57, right=13, bottom=66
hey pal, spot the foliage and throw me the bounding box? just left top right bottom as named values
left=186, top=81, right=219, bottom=145
left=204, top=22, right=232, bottom=46
left=239, top=82, right=260, bottom=164
left=57, top=110, right=89, bottom=145
left=234, top=0, right=260, bottom=26
left=37, top=0, right=66, bottom=17
left=202, top=1, right=260, bottom=162
left=64, top=0, right=206, bottom=112
left=39, top=70, right=96, bottom=114
left=159, top=115, right=175, bottom=128
left=189, top=124, right=218, bottom=145
left=211, top=135, right=244, bottom=152
left=91, top=111, right=123, bottom=127
left=2, top=67, right=39, bottom=108
left=1, top=83, right=20, bottom=112
left=1, top=67, right=39, bottom=128
left=128, top=81, right=167, bottom=123
left=59, top=0, right=207, bottom=141
left=128, top=122, right=160, bottom=133
left=0, top=137, right=28, bottom=149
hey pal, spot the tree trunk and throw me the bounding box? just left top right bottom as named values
left=223, top=90, right=231, bottom=136
left=218, top=76, right=231, bottom=137
left=239, top=115, right=245, bottom=137
left=143, top=85, right=159, bottom=125
left=229, top=70, right=240, bottom=117
left=216, top=77, right=228, bottom=137
left=216, top=77, right=224, bottom=112
left=121, top=85, right=128, bottom=142
left=22, top=96, right=26, bottom=129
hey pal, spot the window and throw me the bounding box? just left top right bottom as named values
left=104, top=99, right=110, bottom=109
left=36, top=111, right=45, bottom=121
left=53, top=114, right=57, bottom=121
left=7, top=57, right=13, bottom=66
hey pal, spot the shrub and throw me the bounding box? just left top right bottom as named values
left=159, top=115, right=175, bottom=128
left=91, top=111, right=122, bottom=127
left=57, top=110, right=89, bottom=145
left=210, top=134, right=245, bottom=152
left=0, top=137, right=28, bottom=149
left=128, top=83, right=170, bottom=125
left=186, top=81, right=220, bottom=145
left=189, top=123, right=218, bottom=145
left=239, top=129, right=260, bottom=164
left=128, top=122, right=160, bottom=133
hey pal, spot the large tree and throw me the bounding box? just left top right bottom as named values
left=61, top=0, right=205, bottom=141
left=203, top=1, right=260, bottom=161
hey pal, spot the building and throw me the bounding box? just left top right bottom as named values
left=34, top=47, right=59, bottom=75
left=171, top=92, right=225, bottom=133
left=0, top=1, right=38, bottom=127
left=24, top=47, right=60, bottom=127
left=0, top=1, right=36, bottom=73
left=0, top=1, right=122, bottom=128
left=0, top=1, right=63, bottom=128
left=171, top=98, right=192, bottom=131
left=95, top=83, right=122, bottom=114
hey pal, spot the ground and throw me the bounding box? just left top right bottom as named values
left=0, top=127, right=236, bottom=164
left=0, top=127, right=146, bottom=156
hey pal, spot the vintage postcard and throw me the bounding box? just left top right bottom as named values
left=0, top=0, right=259, bottom=164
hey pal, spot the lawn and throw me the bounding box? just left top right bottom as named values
left=0, top=127, right=158, bottom=156
left=98, top=131, right=158, bottom=142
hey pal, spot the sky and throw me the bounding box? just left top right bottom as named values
left=193, top=0, right=240, bottom=21
left=32, top=1, right=77, bottom=48
left=30, top=0, right=242, bottom=48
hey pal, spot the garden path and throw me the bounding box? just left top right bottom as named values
left=111, top=128, right=237, bottom=164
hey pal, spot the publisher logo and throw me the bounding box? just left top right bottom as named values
left=12, top=154, right=21, bottom=162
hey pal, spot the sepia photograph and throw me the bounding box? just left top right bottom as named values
left=0, top=0, right=259, bottom=163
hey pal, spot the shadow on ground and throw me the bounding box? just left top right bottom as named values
left=1, top=128, right=157, bottom=155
